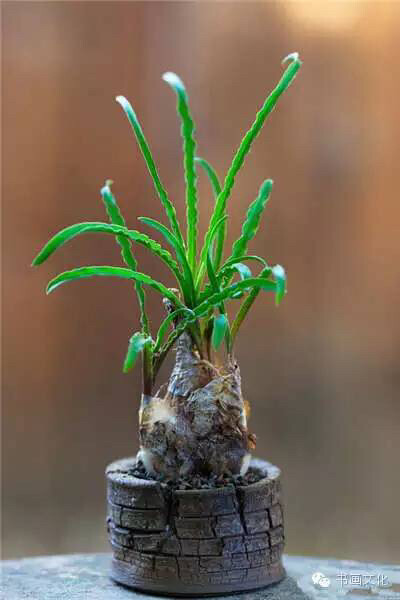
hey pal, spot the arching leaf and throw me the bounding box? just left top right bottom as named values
left=32, top=220, right=184, bottom=292
left=198, top=251, right=264, bottom=303
left=230, top=262, right=252, bottom=280
left=194, top=276, right=277, bottom=318
left=32, top=222, right=118, bottom=266
left=46, top=266, right=184, bottom=308
left=219, top=254, right=268, bottom=276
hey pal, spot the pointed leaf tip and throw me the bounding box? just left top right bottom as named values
left=260, top=179, right=273, bottom=195
left=232, top=262, right=252, bottom=280
left=116, top=95, right=139, bottom=120
left=163, top=70, right=197, bottom=271
left=162, top=72, right=186, bottom=94
left=123, top=332, right=150, bottom=373
left=272, top=264, right=285, bottom=278
left=272, top=264, right=286, bottom=305
left=100, top=180, right=113, bottom=197
left=229, top=179, right=272, bottom=262
left=115, top=90, right=185, bottom=248
left=282, top=52, right=300, bottom=65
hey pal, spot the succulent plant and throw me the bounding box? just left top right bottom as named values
left=33, top=53, right=302, bottom=480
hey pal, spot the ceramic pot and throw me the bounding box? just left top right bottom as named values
left=106, top=456, right=285, bottom=596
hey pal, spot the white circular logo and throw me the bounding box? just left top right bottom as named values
left=312, top=572, right=331, bottom=588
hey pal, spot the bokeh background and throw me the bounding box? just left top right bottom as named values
left=3, top=1, right=400, bottom=563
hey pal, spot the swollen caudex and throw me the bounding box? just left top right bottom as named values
left=138, top=330, right=254, bottom=480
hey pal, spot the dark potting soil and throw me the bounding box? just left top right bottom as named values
left=128, top=459, right=264, bottom=490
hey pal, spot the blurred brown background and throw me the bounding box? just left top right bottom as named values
left=2, top=1, right=400, bottom=563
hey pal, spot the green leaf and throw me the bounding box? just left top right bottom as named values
left=230, top=266, right=272, bottom=343
left=195, top=157, right=221, bottom=198
left=138, top=217, right=185, bottom=265
left=101, top=182, right=150, bottom=335
left=195, top=215, right=227, bottom=289
left=230, top=262, right=252, bottom=280
left=206, top=239, right=224, bottom=314
left=219, top=254, right=268, bottom=275
left=156, top=312, right=197, bottom=367
left=211, top=313, right=228, bottom=349
left=206, top=246, right=220, bottom=296
left=154, top=307, right=194, bottom=353
left=272, top=264, right=286, bottom=305
left=219, top=262, right=251, bottom=299
left=194, top=157, right=225, bottom=271
left=125, top=231, right=180, bottom=279
left=123, top=332, right=151, bottom=373
left=194, top=157, right=226, bottom=277
left=198, top=250, right=262, bottom=304
left=194, top=276, right=276, bottom=318
left=230, top=179, right=272, bottom=260
left=163, top=73, right=198, bottom=272
left=199, top=53, right=302, bottom=275
left=101, top=180, right=126, bottom=227
left=100, top=185, right=138, bottom=271
left=32, top=219, right=183, bottom=289
left=139, top=217, right=195, bottom=306
left=32, top=222, right=117, bottom=266
left=46, top=266, right=184, bottom=308
left=116, top=95, right=185, bottom=248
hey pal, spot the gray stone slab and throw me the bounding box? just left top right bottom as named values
left=1, top=552, right=400, bottom=599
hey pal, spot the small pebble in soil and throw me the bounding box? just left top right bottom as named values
left=128, top=460, right=264, bottom=490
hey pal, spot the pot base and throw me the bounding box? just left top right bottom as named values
left=106, top=457, right=285, bottom=597
left=111, top=557, right=285, bottom=596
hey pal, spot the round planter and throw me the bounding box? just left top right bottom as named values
left=106, top=457, right=285, bottom=596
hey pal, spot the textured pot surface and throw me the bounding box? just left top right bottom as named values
left=106, top=457, right=285, bottom=596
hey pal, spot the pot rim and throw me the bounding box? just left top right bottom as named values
left=106, top=456, right=280, bottom=494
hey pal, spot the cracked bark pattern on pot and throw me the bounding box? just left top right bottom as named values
left=106, top=457, right=285, bottom=595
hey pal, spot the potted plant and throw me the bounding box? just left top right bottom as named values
left=33, top=52, right=302, bottom=596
